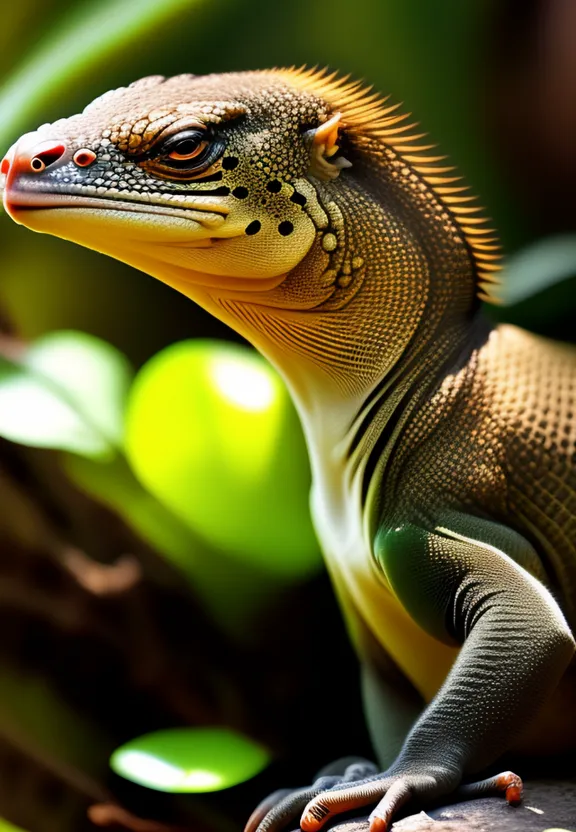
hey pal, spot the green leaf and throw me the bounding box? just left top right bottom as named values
left=125, top=340, right=322, bottom=579
left=111, top=728, right=270, bottom=793
left=26, top=331, right=132, bottom=446
left=499, top=235, right=576, bottom=305
left=0, top=0, right=211, bottom=150
left=0, top=330, right=131, bottom=457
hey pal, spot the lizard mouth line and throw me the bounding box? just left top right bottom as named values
left=3, top=188, right=229, bottom=224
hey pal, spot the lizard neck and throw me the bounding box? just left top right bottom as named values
left=193, top=156, right=483, bottom=461
left=193, top=270, right=485, bottom=559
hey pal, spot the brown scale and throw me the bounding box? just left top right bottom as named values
left=385, top=326, right=576, bottom=627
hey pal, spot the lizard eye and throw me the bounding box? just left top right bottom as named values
left=165, top=131, right=209, bottom=162
left=143, top=127, right=225, bottom=180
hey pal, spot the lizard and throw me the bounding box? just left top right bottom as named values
left=2, top=68, right=576, bottom=831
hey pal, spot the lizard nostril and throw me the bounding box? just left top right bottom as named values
left=1, top=158, right=9, bottom=175
left=30, top=142, right=66, bottom=173
left=73, top=148, right=97, bottom=167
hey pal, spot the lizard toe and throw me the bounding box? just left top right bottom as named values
left=456, top=769, right=523, bottom=805
left=248, top=776, right=341, bottom=832
left=247, top=758, right=378, bottom=832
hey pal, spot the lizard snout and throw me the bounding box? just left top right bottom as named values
left=2, top=133, right=69, bottom=220
left=6, top=138, right=66, bottom=176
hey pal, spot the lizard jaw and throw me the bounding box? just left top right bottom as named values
left=3, top=188, right=229, bottom=244
left=2, top=186, right=292, bottom=296
left=3, top=175, right=316, bottom=288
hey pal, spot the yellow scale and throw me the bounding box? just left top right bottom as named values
left=311, top=465, right=458, bottom=705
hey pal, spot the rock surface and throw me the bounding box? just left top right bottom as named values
left=330, top=781, right=576, bottom=831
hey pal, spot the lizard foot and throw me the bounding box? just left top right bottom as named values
left=245, top=758, right=378, bottom=832
left=248, top=763, right=523, bottom=832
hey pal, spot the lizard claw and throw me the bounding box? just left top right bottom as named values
left=455, top=769, right=523, bottom=805
left=246, top=758, right=377, bottom=832
left=246, top=777, right=341, bottom=832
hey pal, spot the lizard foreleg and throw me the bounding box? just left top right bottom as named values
left=250, top=522, right=575, bottom=832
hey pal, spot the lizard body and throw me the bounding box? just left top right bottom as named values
left=2, top=69, right=576, bottom=829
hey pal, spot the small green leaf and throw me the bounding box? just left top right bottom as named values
left=125, top=340, right=322, bottom=578
left=499, top=234, right=576, bottom=305
left=25, top=331, right=132, bottom=447
left=111, top=728, right=270, bottom=793
left=0, top=330, right=131, bottom=457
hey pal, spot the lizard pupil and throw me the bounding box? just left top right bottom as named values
left=147, top=128, right=224, bottom=178
left=168, top=137, right=204, bottom=161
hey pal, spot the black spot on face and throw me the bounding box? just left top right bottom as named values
left=290, top=191, right=307, bottom=206
left=278, top=221, right=294, bottom=236
left=233, top=186, right=248, bottom=199
left=245, top=220, right=261, bottom=235
left=266, top=179, right=282, bottom=193
left=222, top=156, right=239, bottom=170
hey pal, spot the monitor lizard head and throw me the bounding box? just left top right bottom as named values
left=1, top=69, right=501, bottom=402
left=2, top=71, right=359, bottom=296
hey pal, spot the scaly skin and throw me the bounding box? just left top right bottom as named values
left=2, top=69, right=576, bottom=830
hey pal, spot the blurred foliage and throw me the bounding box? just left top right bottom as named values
left=0, top=0, right=208, bottom=149
left=0, top=0, right=576, bottom=830
left=499, top=234, right=576, bottom=306
left=0, top=331, right=131, bottom=457
left=67, top=336, right=321, bottom=638
left=0, top=820, right=27, bottom=832
left=0, top=330, right=321, bottom=638
left=111, top=728, right=270, bottom=793
left=0, top=665, right=110, bottom=775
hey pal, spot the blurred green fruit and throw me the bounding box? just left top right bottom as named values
left=125, top=340, right=321, bottom=577
left=110, top=727, right=270, bottom=793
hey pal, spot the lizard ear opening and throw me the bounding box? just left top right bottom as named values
left=306, top=112, right=352, bottom=181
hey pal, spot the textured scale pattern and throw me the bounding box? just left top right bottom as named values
left=377, top=326, right=576, bottom=626
left=280, top=67, right=503, bottom=301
